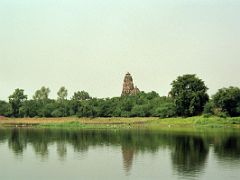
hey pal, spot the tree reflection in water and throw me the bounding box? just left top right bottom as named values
left=0, top=128, right=240, bottom=176
left=57, top=142, right=67, bottom=161
left=8, top=128, right=27, bottom=156
left=171, top=136, right=209, bottom=177
left=214, top=136, right=240, bottom=161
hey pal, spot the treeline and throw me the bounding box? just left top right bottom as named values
left=0, top=89, right=175, bottom=118
left=1, top=74, right=240, bottom=118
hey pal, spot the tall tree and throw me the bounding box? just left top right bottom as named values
left=170, top=74, right=209, bottom=117
left=33, top=86, right=50, bottom=100
left=8, top=89, right=27, bottom=117
left=72, top=91, right=91, bottom=101
left=57, top=86, right=68, bottom=101
left=56, top=86, right=68, bottom=117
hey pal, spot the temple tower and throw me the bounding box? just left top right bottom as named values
left=121, top=72, right=140, bottom=96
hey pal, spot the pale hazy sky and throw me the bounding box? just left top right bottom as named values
left=0, top=0, right=240, bottom=100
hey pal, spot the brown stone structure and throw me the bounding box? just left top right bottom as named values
left=121, top=72, right=140, bottom=96
left=131, top=86, right=140, bottom=95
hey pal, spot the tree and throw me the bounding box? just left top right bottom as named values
left=51, top=109, right=64, bottom=117
left=170, top=74, right=209, bottom=117
left=145, top=91, right=159, bottom=100
left=77, top=102, right=94, bottom=117
left=154, top=101, right=176, bottom=118
left=72, top=91, right=91, bottom=101
left=131, top=105, right=150, bottom=117
left=19, top=100, right=39, bottom=117
left=57, top=86, right=68, bottom=101
left=33, top=86, right=50, bottom=100
left=212, top=87, right=240, bottom=117
left=0, top=100, right=12, bottom=116
left=119, top=97, right=134, bottom=117
left=56, top=87, right=69, bottom=117
left=9, top=89, right=27, bottom=117
left=203, top=100, right=215, bottom=116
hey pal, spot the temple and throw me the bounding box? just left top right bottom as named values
left=121, top=72, right=140, bottom=96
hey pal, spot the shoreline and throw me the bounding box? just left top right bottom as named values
left=0, top=116, right=240, bottom=129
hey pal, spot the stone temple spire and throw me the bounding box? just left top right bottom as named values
left=121, top=72, right=140, bottom=96
left=130, top=86, right=140, bottom=95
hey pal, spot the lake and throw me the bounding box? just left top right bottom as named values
left=0, top=127, right=239, bottom=180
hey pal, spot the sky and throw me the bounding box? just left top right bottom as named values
left=0, top=0, right=240, bottom=100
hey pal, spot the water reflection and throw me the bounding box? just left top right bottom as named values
left=122, top=146, right=134, bottom=174
left=171, top=136, right=208, bottom=177
left=57, top=142, right=67, bottom=161
left=8, top=128, right=27, bottom=155
left=214, top=136, right=240, bottom=160
left=0, top=128, right=240, bottom=178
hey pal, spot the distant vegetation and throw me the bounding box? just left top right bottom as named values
left=1, top=74, right=240, bottom=118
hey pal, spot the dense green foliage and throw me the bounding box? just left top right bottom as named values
left=72, top=91, right=91, bottom=101
left=1, top=75, right=240, bottom=118
left=204, top=87, right=240, bottom=117
left=33, top=86, right=50, bottom=100
left=0, top=100, right=12, bottom=116
left=57, top=86, right=68, bottom=101
left=0, top=88, right=176, bottom=118
left=8, top=89, right=28, bottom=117
left=170, top=74, right=209, bottom=117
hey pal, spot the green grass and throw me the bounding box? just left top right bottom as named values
left=147, top=116, right=240, bottom=128
left=39, top=121, right=130, bottom=130
left=1, top=116, right=240, bottom=129
left=36, top=116, right=240, bottom=129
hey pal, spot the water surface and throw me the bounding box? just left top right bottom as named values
left=0, top=128, right=239, bottom=180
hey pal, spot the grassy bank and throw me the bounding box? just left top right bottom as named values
left=1, top=116, right=240, bottom=129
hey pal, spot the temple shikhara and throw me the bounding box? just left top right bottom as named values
left=121, top=72, right=140, bottom=96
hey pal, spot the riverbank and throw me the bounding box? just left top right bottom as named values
left=0, top=116, right=240, bottom=129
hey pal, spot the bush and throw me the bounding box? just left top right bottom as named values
left=51, top=109, right=63, bottom=117
left=154, top=103, right=176, bottom=118
left=212, top=87, right=240, bottom=117
left=0, top=101, right=12, bottom=117
left=203, top=101, right=214, bottom=115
